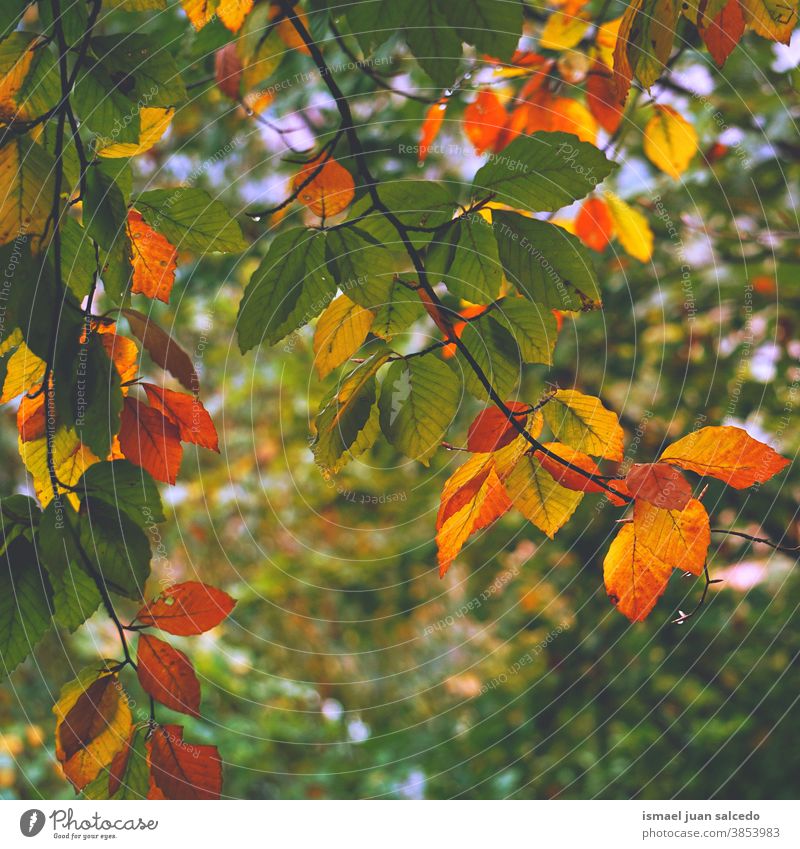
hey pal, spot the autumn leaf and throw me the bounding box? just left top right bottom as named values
left=463, top=90, right=506, bottom=155
left=141, top=383, right=220, bottom=452
left=123, top=308, right=198, bottom=391
left=1, top=341, right=45, bottom=403
left=97, top=324, right=140, bottom=386
left=643, top=106, right=699, bottom=179
left=313, top=294, right=374, bottom=379
left=128, top=211, right=178, bottom=304
left=740, top=0, right=797, bottom=43
left=659, top=425, right=789, bottom=488
left=16, top=386, right=46, bottom=442
left=214, top=43, right=243, bottom=99
left=575, top=197, right=615, bottom=252
left=147, top=724, right=222, bottom=799
left=136, top=581, right=236, bottom=636
left=466, top=402, right=536, bottom=452
left=542, top=389, right=624, bottom=461
left=540, top=10, right=591, bottom=50
left=217, top=0, right=254, bottom=32
left=436, top=438, right=527, bottom=577
left=534, top=441, right=628, bottom=505
left=419, top=100, right=446, bottom=162
left=137, top=634, right=201, bottom=718
left=604, top=498, right=710, bottom=621
left=604, top=192, right=654, bottom=262
left=699, top=0, right=746, bottom=65
left=293, top=157, right=355, bottom=218
left=586, top=62, right=623, bottom=134
left=626, top=462, right=693, bottom=510
left=97, top=107, right=174, bottom=159
left=53, top=667, right=132, bottom=791
left=119, top=396, right=183, bottom=485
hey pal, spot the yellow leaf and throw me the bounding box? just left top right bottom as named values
left=1, top=342, right=45, bottom=403
left=604, top=191, right=653, bottom=262
left=595, top=17, right=622, bottom=68
left=0, top=138, right=55, bottom=246
left=542, top=389, right=624, bottom=460
left=53, top=667, right=132, bottom=792
left=313, top=294, right=374, bottom=379
left=603, top=498, right=710, bottom=621
left=659, top=425, right=789, bottom=488
left=740, top=0, right=796, bottom=43
left=18, top=427, right=83, bottom=508
left=643, top=105, right=698, bottom=178
left=97, top=108, right=173, bottom=159
left=504, top=452, right=584, bottom=538
left=217, top=0, right=253, bottom=32
left=181, top=0, right=218, bottom=29
left=540, top=11, right=591, bottom=50
left=550, top=97, right=598, bottom=145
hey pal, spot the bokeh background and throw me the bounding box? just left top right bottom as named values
left=2, top=1, right=800, bottom=799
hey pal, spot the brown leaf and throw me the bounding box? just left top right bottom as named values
left=122, top=307, right=198, bottom=391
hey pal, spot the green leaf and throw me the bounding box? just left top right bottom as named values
left=493, top=297, right=558, bottom=365
left=59, top=218, right=97, bottom=301
left=0, top=136, right=56, bottom=246
left=403, top=0, right=463, bottom=87
left=72, top=334, right=124, bottom=458
left=378, top=356, right=459, bottom=465
left=440, top=0, right=522, bottom=60
left=80, top=501, right=152, bottom=600
left=38, top=0, right=88, bottom=45
left=457, top=314, right=520, bottom=401
left=0, top=536, right=52, bottom=681
left=238, top=228, right=335, bottom=351
left=111, top=726, right=151, bottom=800
left=473, top=132, right=616, bottom=213
left=84, top=165, right=132, bottom=301
left=427, top=215, right=502, bottom=302
left=312, top=346, right=392, bottom=474
left=349, top=181, right=457, bottom=253
left=77, top=460, right=165, bottom=526
left=73, top=64, right=142, bottom=145
left=38, top=502, right=102, bottom=633
left=135, top=188, right=246, bottom=254
left=0, top=238, right=38, bottom=345
left=0, top=494, right=39, bottom=556
left=492, top=211, right=602, bottom=311
left=325, top=225, right=398, bottom=309
left=371, top=278, right=425, bottom=340
left=345, top=0, right=401, bottom=56
left=90, top=34, right=187, bottom=108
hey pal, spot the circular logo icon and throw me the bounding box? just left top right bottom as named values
left=20, top=810, right=46, bottom=837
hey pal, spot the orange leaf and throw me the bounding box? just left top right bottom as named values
left=119, top=396, right=183, bottom=485
left=17, top=389, right=45, bottom=442
left=575, top=197, right=614, bottom=252
left=136, top=581, right=236, bottom=636
left=217, top=0, right=253, bottom=33
left=436, top=439, right=526, bottom=577
left=419, top=100, right=446, bottom=162
left=586, top=61, right=623, bottom=133
left=466, top=402, right=532, bottom=452
left=700, top=0, right=745, bottom=66
left=128, top=211, right=178, bottom=304
left=463, top=90, right=507, bottom=155
left=659, top=425, right=790, bottom=489
left=214, top=42, right=243, bottom=99
left=137, top=634, right=201, bottom=718
left=147, top=724, right=222, bottom=799
left=273, top=4, right=312, bottom=54
left=98, top=326, right=139, bottom=386
left=292, top=157, right=355, bottom=218
left=141, top=383, right=219, bottom=452
left=625, top=462, right=692, bottom=510
left=604, top=498, right=710, bottom=621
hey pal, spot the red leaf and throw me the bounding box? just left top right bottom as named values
left=700, top=0, right=745, bottom=67
left=136, top=581, right=236, bottom=636
left=141, top=383, right=220, bottom=452
left=136, top=634, right=201, bottom=718
left=587, top=62, right=623, bottom=134
left=119, top=396, right=183, bottom=485
left=466, top=402, right=529, bottom=452
left=575, top=197, right=615, bottom=252
left=147, top=724, right=222, bottom=800
left=625, top=462, right=693, bottom=510
left=214, top=42, right=242, bottom=100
